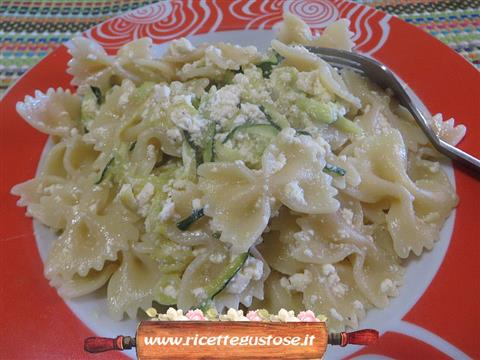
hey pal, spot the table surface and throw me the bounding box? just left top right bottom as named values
left=1, top=0, right=478, bottom=97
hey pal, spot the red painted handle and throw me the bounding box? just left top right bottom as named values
left=84, top=336, right=124, bottom=353
left=344, top=329, right=379, bottom=346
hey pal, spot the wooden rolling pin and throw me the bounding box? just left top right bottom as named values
left=84, top=321, right=378, bottom=359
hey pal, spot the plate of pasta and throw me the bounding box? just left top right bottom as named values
left=1, top=1, right=479, bottom=359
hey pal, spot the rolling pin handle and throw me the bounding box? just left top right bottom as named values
left=328, top=329, right=379, bottom=347
left=84, top=335, right=134, bottom=353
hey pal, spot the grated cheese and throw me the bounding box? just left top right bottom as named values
left=158, top=197, right=175, bottom=222
left=284, top=180, right=307, bottom=206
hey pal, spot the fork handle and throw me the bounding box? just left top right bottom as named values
left=436, top=140, right=480, bottom=175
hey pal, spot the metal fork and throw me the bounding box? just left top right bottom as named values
left=306, top=46, right=480, bottom=174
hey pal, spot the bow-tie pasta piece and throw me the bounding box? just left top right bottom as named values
left=84, top=79, right=178, bottom=166
left=303, top=262, right=370, bottom=332
left=173, top=40, right=261, bottom=82
left=12, top=143, right=72, bottom=229
left=348, top=169, right=438, bottom=258
left=68, top=37, right=176, bottom=92
left=176, top=242, right=230, bottom=310
left=45, top=198, right=139, bottom=284
left=258, top=207, right=307, bottom=275
left=163, top=181, right=212, bottom=246
left=62, top=133, right=100, bottom=177
left=341, top=70, right=428, bottom=152
left=198, top=162, right=271, bottom=253
left=128, top=130, right=165, bottom=177
left=270, top=39, right=318, bottom=72
left=345, top=129, right=457, bottom=257
left=214, top=247, right=270, bottom=310
left=271, top=40, right=361, bottom=109
left=12, top=136, right=100, bottom=230
left=16, top=88, right=81, bottom=138
left=177, top=243, right=267, bottom=311
left=215, top=43, right=261, bottom=67
left=163, top=38, right=208, bottom=64
left=277, top=12, right=354, bottom=51
left=351, top=225, right=404, bottom=308
left=171, top=48, right=223, bottom=81
left=264, top=128, right=339, bottom=214
left=90, top=81, right=157, bottom=143
left=115, top=38, right=176, bottom=85
left=335, top=193, right=369, bottom=231
left=39, top=141, right=70, bottom=178
left=387, top=194, right=440, bottom=258
left=12, top=177, right=72, bottom=230
left=132, top=229, right=192, bottom=307
left=292, top=212, right=370, bottom=266
left=67, top=37, right=114, bottom=91
left=53, top=262, right=119, bottom=298
left=253, top=270, right=304, bottom=314
left=408, top=153, right=458, bottom=222
left=84, top=79, right=137, bottom=157
left=107, top=250, right=165, bottom=320
left=135, top=232, right=194, bottom=275
left=427, top=113, right=466, bottom=146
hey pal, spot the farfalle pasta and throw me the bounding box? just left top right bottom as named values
left=12, top=13, right=464, bottom=332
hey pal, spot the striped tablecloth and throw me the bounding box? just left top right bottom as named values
left=1, top=0, right=479, bottom=96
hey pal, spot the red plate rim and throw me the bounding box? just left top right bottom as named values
left=1, top=1, right=479, bottom=359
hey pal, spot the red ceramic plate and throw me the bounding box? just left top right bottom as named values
left=1, top=1, right=479, bottom=359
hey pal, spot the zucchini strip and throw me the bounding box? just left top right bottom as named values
left=202, top=122, right=217, bottom=163
left=192, top=97, right=201, bottom=109
left=196, top=252, right=250, bottom=310
left=90, top=86, right=104, bottom=105
left=259, top=104, right=290, bottom=129
left=296, top=96, right=338, bottom=124
left=256, top=51, right=283, bottom=78
left=333, top=116, right=363, bottom=135
left=176, top=208, right=204, bottom=231
left=297, top=95, right=362, bottom=135
left=295, top=129, right=312, bottom=136
left=323, top=163, right=346, bottom=176
left=94, top=157, right=114, bottom=185
left=183, top=130, right=203, bottom=167
left=222, top=124, right=243, bottom=144
left=222, top=123, right=279, bottom=144
left=259, top=105, right=281, bottom=131
left=205, top=252, right=249, bottom=299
